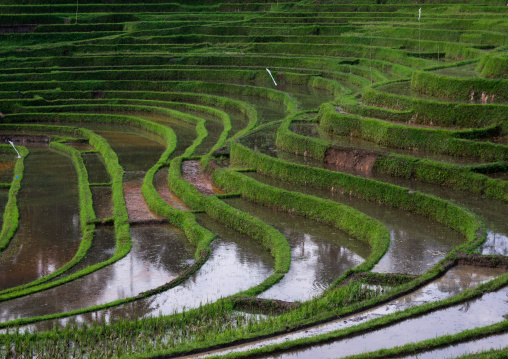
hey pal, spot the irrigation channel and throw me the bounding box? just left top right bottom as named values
left=0, top=1, right=507, bottom=357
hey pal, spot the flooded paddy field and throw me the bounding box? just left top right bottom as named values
left=0, top=224, right=195, bottom=322
left=223, top=196, right=370, bottom=302
left=0, top=2, right=506, bottom=358
left=186, top=265, right=507, bottom=358
left=0, top=148, right=80, bottom=290
left=243, top=171, right=465, bottom=275
left=20, top=213, right=274, bottom=331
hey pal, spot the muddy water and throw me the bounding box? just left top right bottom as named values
left=177, top=108, right=226, bottom=156
left=343, top=170, right=508, bottom=257
left=0, top=224, right=194, bottom=322
left=99, top=111, right=196, bottom=159
left=96, top=130, right=165, bottom=172
left=223, top=197, right=370, bottom=302
left=398, top=332, right=508, bottom=359
left=243, top=171, right=464, bottom=275
left=82, top=152, right=110, bottom=184
left=0, top=189, right=9, bottom=229
left=91, top=186, right=113, bottom=220
left=224, top=93, right=288, bottom=125
left=0, top=148, right=81, bottom=290
left=0, top=155, right=15, bottom=183
left=25, top=214, right=274, bottom=331
left=292, top=122, right=486, bottom=166
left=191, top=266, right=506, bottom=358
left=279, top=84, right=335, bottom=111
left=49, top=227, right=116, bottom=283
left=182, top=160, right=224, bottom=196
left=64, top=141, right=94, bottom=151
left=154, top=167, right=190, bottom=211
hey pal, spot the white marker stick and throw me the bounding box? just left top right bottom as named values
left=8, top=141, right=21, bottom=158
left=266, top=68, right=277, bottom=86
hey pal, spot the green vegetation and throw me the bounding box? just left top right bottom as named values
left=0, top=0, right=506, bottom=358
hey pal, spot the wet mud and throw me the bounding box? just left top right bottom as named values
left=323, top=147, right=378, bottom=173
left=0, top=148, right=81, bottom=290
left=123, top=173, right=161, bottom=222
left=291, top=122, right=487, bottom=166
left=0, top=158, right=15, bottom=183
left=0, top=224, right=194, bottom=323
left=0, top=189, right=9, bottom=229
left=154, top=167, right=190, bottom=211
left=223, top=197, right=370, bottom=302
left=182, top=160, right=224, bottom=196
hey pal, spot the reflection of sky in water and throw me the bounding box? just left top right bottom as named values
left=267, top=287, right=508, bottom=359
left=0, top=149, right=81, bottom=291
left=223, top=197, right=370, bottom=302
left=397, top=333, right=508, bottom=359
left=132, top=240, right=274, bottom=316
left=18, top=235, right=274, bottom=331
left=259, top=233, right=365, bottom=302
left=483, top=231, right=508, bottom=256
left=0, top=225, right=194, bottom=322
left=242, top=171, right=464, bottom=276
left=198, top=266, right=506, bottom=358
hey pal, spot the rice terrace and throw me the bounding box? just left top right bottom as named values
left=0, top=0, right=507, bottom=357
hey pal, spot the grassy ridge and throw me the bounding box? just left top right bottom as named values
left=0, top=145, right=27, bottom=252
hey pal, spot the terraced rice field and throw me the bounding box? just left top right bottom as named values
left=0, top=0, right=507, bottom=358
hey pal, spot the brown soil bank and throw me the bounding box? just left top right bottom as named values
left=324, top=147, right=378, bottom=173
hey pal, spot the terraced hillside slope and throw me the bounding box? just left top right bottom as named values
left=0, top=0, right=507, bottom=358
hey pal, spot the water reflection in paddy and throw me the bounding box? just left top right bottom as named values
left=49, top=227, right=116, bottom=283
left=398, top=332, right=508, bottom=359
left=82, top=152, right=110, bottom=184
left=193, top=266, right=506, bottom=359
left=97, top=111, right=196, bottom=159
left=243, top=170, right=464, bottom=275
left=95, top=130, right=165, bottom=172
left=223, top=197, right=370, bottom=302
left=343, top=170, right=508, bottom=257
left=91, top=186, right=113, bottom=220
left=25, top=214, right=274, bottom=331
left=0, top=189, right=9, bottom=229
left=0, top=224, right=194, bottom=322
left=260, top=285, right=508, bottom=359
left=0, top=148, right=80, bottom=290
